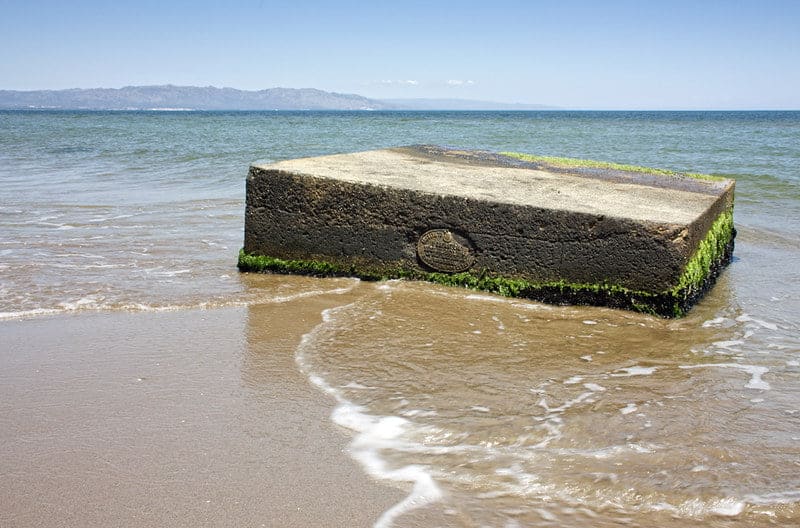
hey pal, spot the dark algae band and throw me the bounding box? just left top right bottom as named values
left=238, top=207, right=734, bottom=317
left=240, top=146, right=735, bottom=317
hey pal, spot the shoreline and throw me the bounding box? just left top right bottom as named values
left=0, top=302, right=406, bottom=527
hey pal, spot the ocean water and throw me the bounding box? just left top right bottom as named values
left=1, top=110, right=799, bottom=526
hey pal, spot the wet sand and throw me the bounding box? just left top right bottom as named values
left=0, top=297, right=405, bottom=527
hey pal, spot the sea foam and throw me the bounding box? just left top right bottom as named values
left=680, top=363, right=771, bottom=390
left=295, top=303, right=444, bottom=528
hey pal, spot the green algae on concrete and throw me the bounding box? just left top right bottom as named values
left=673, top=208, right=735, bottom=295
left=500, top=151, right=726, bottom=182
left=240, top=146, right=736, bottom=317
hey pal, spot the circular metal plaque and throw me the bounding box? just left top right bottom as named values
left=417, top=229, right=475, bottom=273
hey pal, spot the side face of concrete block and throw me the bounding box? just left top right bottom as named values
left=241, top=146, right=735, bottom=317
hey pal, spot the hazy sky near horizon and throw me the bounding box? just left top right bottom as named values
left=1, top=0, right=798, bottom=109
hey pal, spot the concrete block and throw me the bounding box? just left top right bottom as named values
left=240, top=145, right=735, bottom=316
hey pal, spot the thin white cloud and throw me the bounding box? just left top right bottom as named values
left=446, top=79, right=476, bottom=86
left=379, top=79, right=419, bottom=85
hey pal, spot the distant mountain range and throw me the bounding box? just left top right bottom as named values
left=0, top=85, right=389, bottom=111
left=0, top=85, right=556, bottom=111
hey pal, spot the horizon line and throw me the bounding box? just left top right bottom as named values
left=1, top=85, right=796, bottom=112
left=2, top=108, right=799, bottom=113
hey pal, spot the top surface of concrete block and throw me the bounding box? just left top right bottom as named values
left=253, top=145, right=733, bottom=226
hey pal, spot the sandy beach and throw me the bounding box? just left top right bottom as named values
left=0, top=297, right=405, bottom=527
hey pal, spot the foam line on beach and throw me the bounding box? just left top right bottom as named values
left=680, top=363, right=771, bottom=390
left=651, top=497, right=745, bottom=517
left=0, top=283, right=359, bottom=321
left=611, top=366, right=658, bottom=377
left=410, top=282, right=554, bottom=311
left=294, top=302, right=443, bottom=528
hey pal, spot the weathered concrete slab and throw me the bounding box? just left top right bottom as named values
left=240, top=145, right=735, bottom=316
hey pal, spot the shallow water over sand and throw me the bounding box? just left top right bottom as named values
left=293, top=278, right=800, bottom=526
left=1, top=110, right=799, bottom=526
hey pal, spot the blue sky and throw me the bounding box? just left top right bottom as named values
left=1, top=0, right=798, bottom=109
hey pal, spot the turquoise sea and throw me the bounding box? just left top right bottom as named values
left=1, top=110, right=799, bottom=527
